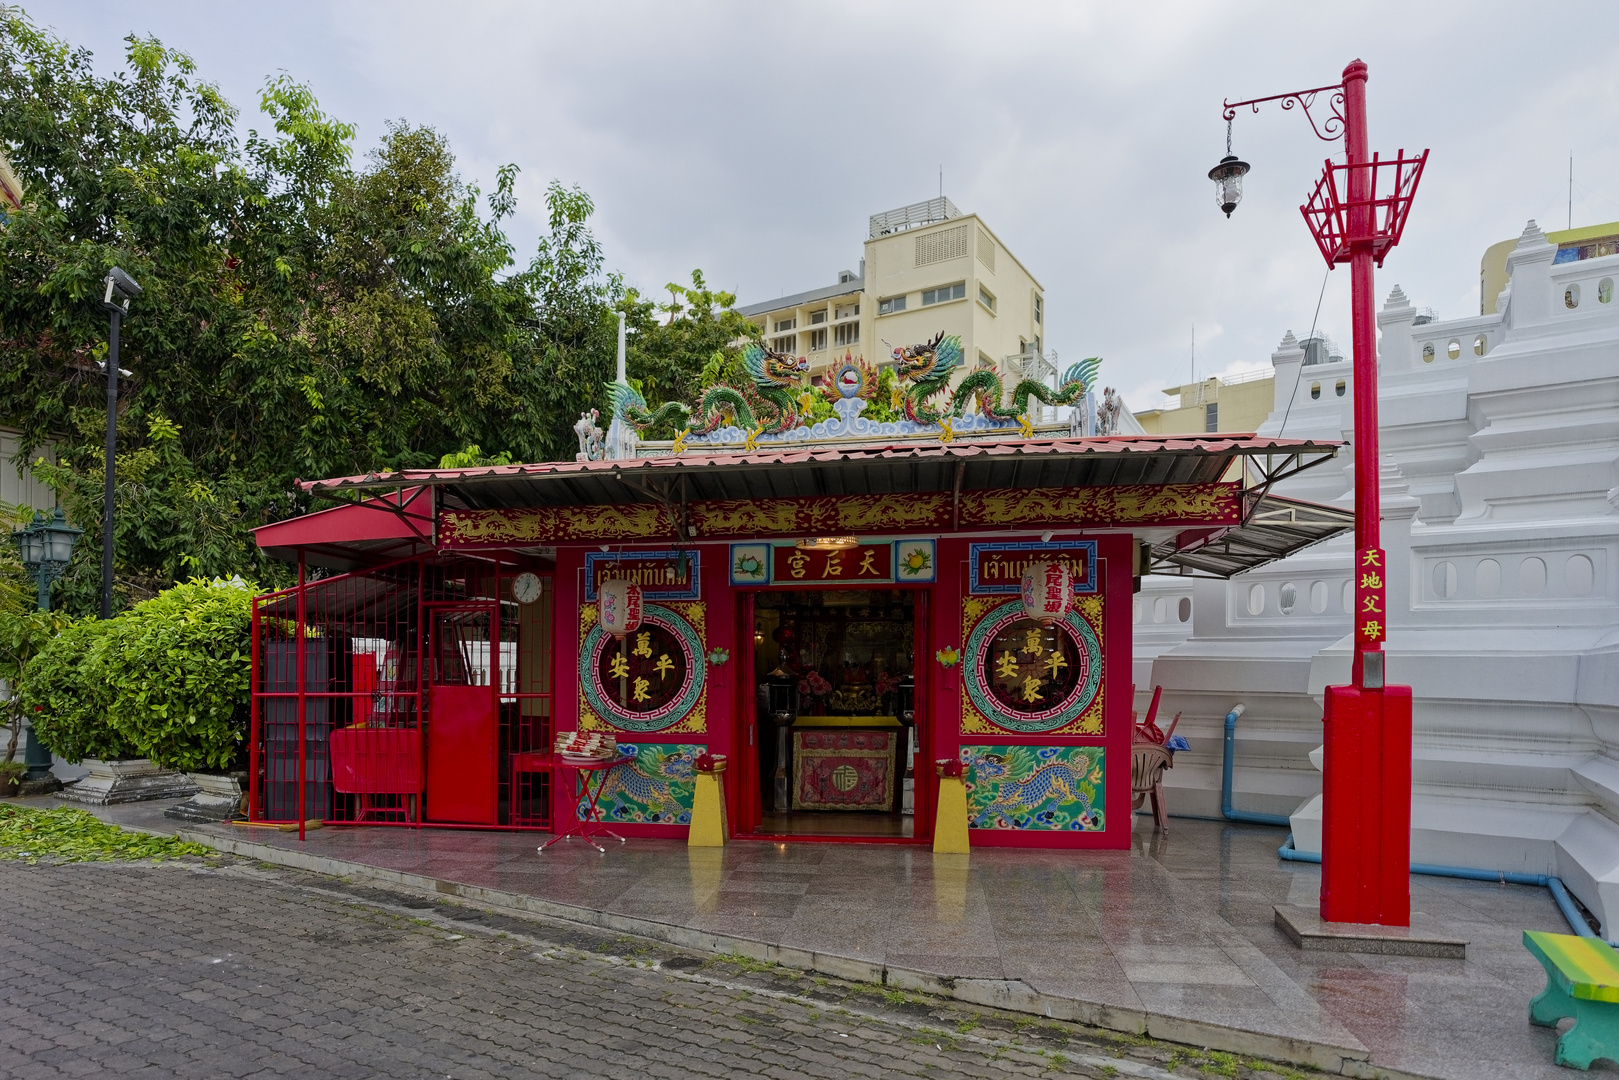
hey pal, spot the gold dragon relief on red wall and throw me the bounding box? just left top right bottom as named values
left=960, top=483, right=1238, bottom=528
left=688, top=498, right=828, bottom=539
left=441, top=505, right=672, bottom=545
left=835, top=493, right=951, bottom=532
left=439, top=481, right=1240, bottom=545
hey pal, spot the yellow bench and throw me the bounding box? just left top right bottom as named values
left=1524, top=930, right=1619, bottom=1069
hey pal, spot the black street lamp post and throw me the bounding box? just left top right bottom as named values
left=100, top=267, right=140, bottom=619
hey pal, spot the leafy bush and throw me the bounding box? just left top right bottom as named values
left=23, top=579, right=254, bottom=770
left=102, top=580, right=254, bottom=771
left=21, top=617, right=130, bottom=763
left=0, top=607, right=71, bottom=761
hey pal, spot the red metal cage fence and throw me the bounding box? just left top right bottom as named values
left=249, top=552, right=554, bottom=830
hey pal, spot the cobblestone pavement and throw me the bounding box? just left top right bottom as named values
left=0, top=857, right=1327, bottom=1080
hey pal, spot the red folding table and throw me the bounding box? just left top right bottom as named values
left=540, top=752, right=632, bottom=854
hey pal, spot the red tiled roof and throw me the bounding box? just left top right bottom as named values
left=297, top=435, right=1340, bottom=506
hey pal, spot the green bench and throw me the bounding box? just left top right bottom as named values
left=1524, top=930, right=1619, bottom=1069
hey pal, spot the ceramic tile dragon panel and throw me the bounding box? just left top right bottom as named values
left=962, top=744, right=1105, bottom=832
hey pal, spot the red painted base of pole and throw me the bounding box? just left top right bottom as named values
left=1320, top=681, right=1413, bottom=925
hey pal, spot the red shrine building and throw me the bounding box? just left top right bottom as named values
left=250, top=403, right=1345, bottom=851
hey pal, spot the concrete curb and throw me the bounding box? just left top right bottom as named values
left=150, top=823, right=1428, bottom=1080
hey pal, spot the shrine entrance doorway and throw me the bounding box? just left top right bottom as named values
left=743, top=588, right=926, bottom=842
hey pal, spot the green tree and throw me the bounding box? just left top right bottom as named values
left=0, top=12, right=747, bottom=608
left=621, top=270, right=761, bottom=439
left=522, top=182, right=624, bottom=463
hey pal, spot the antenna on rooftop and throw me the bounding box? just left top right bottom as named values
left=939, top=165, right=943, bottom=199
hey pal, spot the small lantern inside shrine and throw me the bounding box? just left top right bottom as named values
left=1020, top=561, right=1071, bottom=625
left=598, top=578, right=643, bottom=638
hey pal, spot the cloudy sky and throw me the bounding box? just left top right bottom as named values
left=25, top=1, right=1619, bottom=413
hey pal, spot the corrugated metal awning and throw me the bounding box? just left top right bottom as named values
left=1147, top=492, right=1354, bottom=577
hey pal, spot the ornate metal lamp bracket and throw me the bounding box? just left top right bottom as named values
left=1223, top=83, right=1347, bottom=143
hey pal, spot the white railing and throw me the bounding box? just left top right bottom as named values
left=869, top=197, right=962, bottom=238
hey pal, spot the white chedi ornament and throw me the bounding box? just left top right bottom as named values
left=1020, top=561, right=1071, bottom=625
left=598, top=579, right=644, bottom=638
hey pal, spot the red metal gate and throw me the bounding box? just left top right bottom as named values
left=424, top=605, right=498, bottom=825
left=250, top=554, right=553, bottom=830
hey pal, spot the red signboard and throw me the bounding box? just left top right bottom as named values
left=772, top=544, right=892, bottom=583
left=1356, top=546, right=1385, bottom=645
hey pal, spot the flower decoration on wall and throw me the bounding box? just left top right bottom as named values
left=798, top=670, right=833, bottom=700
left=935, top=758, right=964, bottom=779
left=935, top=646, right=961, bottom=670
left=706, top=647, right=730, bottom=666
left=695, top=752, right=727, bottom=773
left=731, top=549, right=766, bottom=582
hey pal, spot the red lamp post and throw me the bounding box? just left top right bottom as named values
left=1217, top=61, right=1427, bottom=927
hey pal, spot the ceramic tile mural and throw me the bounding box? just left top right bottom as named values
left=962, top=744, right=1105, bottom=831
left=578, top=743, right=699, bottom=825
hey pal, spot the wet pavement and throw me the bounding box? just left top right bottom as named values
left=97, top=801, right=1603, bottom=1080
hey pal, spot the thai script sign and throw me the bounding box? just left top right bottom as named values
left=969, top=541, right=1096, bottom=596
left=584, top=550, right=700, bottom=601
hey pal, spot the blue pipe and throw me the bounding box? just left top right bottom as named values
left=1220, top=704, right=1293, bottom=827
left=1278, top=833, right=1612, bottom=943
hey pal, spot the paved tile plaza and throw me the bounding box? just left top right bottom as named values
left=1, top=856, right=1307, bottom=1080
left=102, top=803, right=1610, bottom=1079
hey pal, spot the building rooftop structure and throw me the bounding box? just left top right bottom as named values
left=736, top=198, right=1056, bottom=414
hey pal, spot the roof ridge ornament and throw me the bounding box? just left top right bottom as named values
left=606, top=334, right=1103, bottom=454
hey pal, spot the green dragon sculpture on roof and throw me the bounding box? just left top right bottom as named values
left=889, top=332, right=1103, bottom=441
left=605, top=333, right=1102, bottom=451
left=607, top=344, right=809, bottom=452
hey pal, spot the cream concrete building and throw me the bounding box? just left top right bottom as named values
left=1134, top=335, right=1355, bottom=436
left=1134, top=371, right=1277, bottom=435
left=737, top=197, right=1052, bottom=391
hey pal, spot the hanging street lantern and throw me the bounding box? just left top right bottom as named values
left=597, top=578, right=643, bottom=639
left=1209, top=154, right=1251, bottom=217
left=1020, top=560, right=1071, bottom=625
left=1209, top=118, right=1250, bottom=218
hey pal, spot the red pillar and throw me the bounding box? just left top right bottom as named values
left=1319, top=60, right=1413, bottom=927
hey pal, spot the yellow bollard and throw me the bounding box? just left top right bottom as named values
left=688, top=759, right=729, bottom=847
left=932, top=763, right=970, bottom=854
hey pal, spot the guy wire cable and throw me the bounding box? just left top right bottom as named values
left=1276, top=265, right=1332, bottom=439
